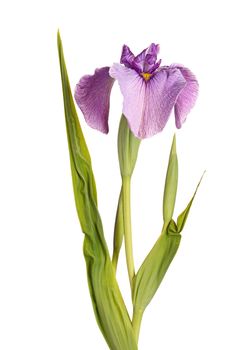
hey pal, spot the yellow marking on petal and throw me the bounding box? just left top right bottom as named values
left=141, top=72, right=152, bottom=81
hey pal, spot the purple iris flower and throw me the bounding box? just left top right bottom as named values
left=74, top=44, right=198, bottom=139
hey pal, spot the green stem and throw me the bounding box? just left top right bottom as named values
left=122, top=175, right=135, bottom=287
left=132, top=307, right=144, bottom=344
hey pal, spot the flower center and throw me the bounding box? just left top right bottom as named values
left=141, top=72, right=152, bottom=81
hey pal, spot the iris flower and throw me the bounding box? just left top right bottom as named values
left=74, top=43, right=198, bottom=139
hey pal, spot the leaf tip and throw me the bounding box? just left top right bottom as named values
left=171, top=133, right=176, bottom=156
left=57, top=29, right=62, bottom=49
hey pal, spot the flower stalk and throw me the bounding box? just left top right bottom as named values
left=122, top=175, right=135, bottom=286
left=132, top=307, right=144, bottom=344
left=113, top=115, right=140, bottom=282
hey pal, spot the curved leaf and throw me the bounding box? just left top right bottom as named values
left=112, top=188, right=124, bottom=270
left=58, top=31, right=137, bottom=350
left=132, top=226, right=181, bottom=313
left=176, top=173, right=205, bottom=232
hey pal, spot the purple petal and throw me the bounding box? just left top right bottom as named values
left=146, top=43, right=159, bottom=62
left=109, top=64, right=186, bottom=138
left=144, top=43, right=160, bottom=72
left=135, top=48, right=147, bottom=63
left=147, top=59, right=162, bottom=74
left=133, top=48, right=147, bottom=72
left=172, top=65, right=199, bottom=128
left=148, top=43, right=160, bottom=54
left=121, top=44, right=143, bottom=73
left=120, top=45, right=135, bottom=68
left=74, top=67, right=114, bottom=133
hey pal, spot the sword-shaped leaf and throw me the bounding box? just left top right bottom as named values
left=57, top=31, right=137, bottom=350
left=132, top=136, right=181, bottom=326
left=132, top=226, right=181, bottom=314
left=112, top=189, right=124, bottom=270
left=132, top=138, right=203, bottom=334
left=169, top=172, right=205, bottom=234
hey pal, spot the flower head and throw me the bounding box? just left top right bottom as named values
left=74, top=44, right=198, bottom=139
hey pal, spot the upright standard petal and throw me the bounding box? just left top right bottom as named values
left=172, top=65, right=199, bottom=128
left=143, top=43, right=160, bottom=72
left=121, top=45, right=135, bottom=68
left=74, top=67, right=114, bottom=133
left=121, top=45, right=143, bottom=73
left=110, top=64, right=186, bottom=138
left=133, top=48, right=147, bottom=72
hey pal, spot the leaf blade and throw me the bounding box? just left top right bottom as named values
left=112, top=188, right=124, bottom=270
left=132, top=227, right=181, bottom=313
left=177, top=172, right=205, bottom=233
left=57, top=31, right=137, bottom=350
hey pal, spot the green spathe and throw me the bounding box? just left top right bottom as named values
left=163, top=134, right=178, bottom=224
left=116, top=116, right=141, bottom=285
left=118, top=115, right=141, bottom=178
left=57, top=31, right=137, bottom=350
left=113, top=116, right=140, bottom=275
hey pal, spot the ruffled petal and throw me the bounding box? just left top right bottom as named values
left=74, top=67, right=114, bottom=133
left=172, top=65, right=199, bottom=128
left=109, top=64, right=186, bottom=138
left=144, top=44, right=160, bottom=72
left=133, top=48, right=147, bottom=72
left=120, top=45, right=135, bottom=68
left=135, top=48, right=147, bottom=63
left=145, top=43, right=159, bottom=64
left=121, top=44, right=143, bottom=73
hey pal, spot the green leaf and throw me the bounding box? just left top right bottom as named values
left=112, top=188, right=124, bottom=270
left=132, top=226, right=181, bottom=314
left=57, top=31, right=137, bottom=350
left=176, top=172, right=205, bottom=233
left=132, top=173, right=204, bottom=315
left=132, top=135, right=179, bottom=317
left=163, top=134, right=178, bottom=224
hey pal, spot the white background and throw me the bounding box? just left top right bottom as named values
left=0, top=0, right=237, bottom=349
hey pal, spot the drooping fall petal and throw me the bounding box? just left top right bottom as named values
left=109, top=64, right=186, bottom=138
left=74, top=67, right=115, bottom=133
left=172, top=65, right=199, bottom=128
